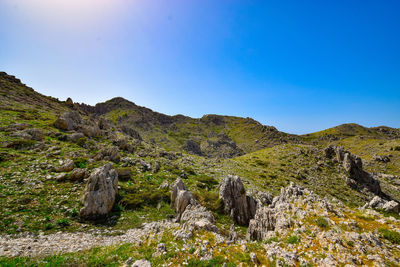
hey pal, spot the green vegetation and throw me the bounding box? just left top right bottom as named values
left=378, top=228, right=400, bottom=244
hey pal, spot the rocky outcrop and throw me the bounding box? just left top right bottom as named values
left=247, top=183, right=333, bottom=241
left=54, top=111, right=101, bottom=138
left=55, top=159, right=75, bottom=172
left=69, top=168, right=88, bottom=182
left=219, top=175, right=257, bottom=226
left=170, top=178, right=196, bottom=221
left=54, top=111, right=82, bottom=131
left=80, top=163, right=118, bottom=219
left=182, top=139, right=202, bottom=156
left=131, top=259, right=152, bottom=267
left=324, top=145, right=381, bottom=195
left=95, top=146, right=120, bottom=163
left=170, top=178, right=217, bottom=239
left=364, top=196, right=399, bottom=213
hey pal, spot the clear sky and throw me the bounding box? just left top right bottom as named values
left=1, top=0, right=399, bottom=134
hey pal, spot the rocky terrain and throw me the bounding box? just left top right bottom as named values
left=0, top=71, right=400, bottom=266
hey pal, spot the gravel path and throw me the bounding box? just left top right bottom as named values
left=0, top=221, right=178, bottom=257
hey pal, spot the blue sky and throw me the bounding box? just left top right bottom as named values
left=1, top=0, right=399, bottom=134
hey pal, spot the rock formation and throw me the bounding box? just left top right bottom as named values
left=324, top=145, right=382, bottom=195
left=219, top=175, right=257, bottom=226
left=80, top=163, right=118, bottom=219
left=364, top=196, right=399, bottom=213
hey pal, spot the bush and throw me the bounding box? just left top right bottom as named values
left=316, top=217, right=329, bottom=228
left=56, top=218, right=70, bottom=227
left=286, top=235, right=300, bottom=244
left=193, top=190, right=223, bottom=214
left=73, top=157, right=88, bottom=168
left=45, top=223, right=53, bottom=230
left=119, top=183, right=170, bottom=209
left=196, top=175, right=219, bottom=189
left=378, top=228, right=400, bottom=244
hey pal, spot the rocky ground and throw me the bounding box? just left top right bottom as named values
left=0, top=72, right=400, bottom=266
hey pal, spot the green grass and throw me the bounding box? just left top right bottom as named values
left=378, top=228, right=400, bottom=244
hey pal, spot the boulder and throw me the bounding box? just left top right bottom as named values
left=132, top=259, right=152, bottom=267
left=67, top=133, right=85, bottom=142
left=80, top=163, right=118, bottom=219
left=219, top=175, right=257, bottom=226
left=69, top=168, right=88, bottom=182
left=180, top=204, right=217, bottom=232
left=115, top=167, right=132, bottom=181
left=95, top=146, right=120, bottom=163
left=54, top=111, right=82, bottom=131
left=364, top=196, right=399, bottom=213
left=55, top=159, right=75, bottom=172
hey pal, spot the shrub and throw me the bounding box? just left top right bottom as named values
left=378, top=228, right=400, bottom=244
left=194, top=190, right=223, bottom=214
left=45, top=223, right=53, bottom=230
left=6, top=139, right=36, bottom=149
left=73, top=157, right=88, bottom=168
left=196, top=175, right=219, bottom=189
left=316, top=217, right=329, bottom=228
left=286, top=235, right=300, bottom=244
left=119, top=183, right=170, bottom=209
left=56, top=218, right=70, bottom=227
left=394, top=146, right=400, bottom=151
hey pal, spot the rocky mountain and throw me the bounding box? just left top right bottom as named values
left=0, top=72, right=400, bottom=266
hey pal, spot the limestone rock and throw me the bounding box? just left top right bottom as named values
left=95, top=146, right=120, bottom=163
left=131, top=259, right=151, bottom=267
left=55, top=159, right=74, bottom=172
left=219, top=175, right=257, bottom=226
left=182, top=139, right=202, bottom=156
left=69, top=168, right=88, bottom=182
left=54, top=111, right=82, bottom=131
left=364, top=196, right=399, bottom=213
left=80, top=163, right=118, bottom=219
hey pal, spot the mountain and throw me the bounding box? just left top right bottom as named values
left=1, top=72, right=400, bottom=266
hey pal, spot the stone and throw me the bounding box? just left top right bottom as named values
left=55, top=159, right=74, bottom=172
left=219, top=175, right=257, bottom=226
left=373, top=155, right=390, bottom=163
left=131, top=259, right=152, bottom=267
left=55, top=173, right=68, bottom=182
left=250, top=252, right=258, bottom=265
left=80, top=163, right=118, bottom=219
left=365, top=196, right=399, bottom=213
left=69, top=168, right=87, bottom=182
left=54, top=111, right=82, bottom=131
left=182, top=139, right=202, bottom=156
left=67, top=133, right=85, bottom=142
left=95, top=146, right=120, bottom=163
left=170, top=178, right=188, bottom=208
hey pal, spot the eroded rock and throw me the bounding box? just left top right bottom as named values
left=219, top=175, right=257, bottom=226
left=80, top=163, right=118, bottom=219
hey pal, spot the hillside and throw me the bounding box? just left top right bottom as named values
left=0, top=72, right=399, bottom=266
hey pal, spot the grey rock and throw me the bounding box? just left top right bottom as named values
left=80, top=163, right=118, bottom=219
left=55, top=159, right=74, bottom=172
left=131, top=259, right=151, bottom=267
left=69, top=168, right=87, bottom=182
left=54, top=111, right=82, bottom=131
left=219, top=175, right=257, bottom=226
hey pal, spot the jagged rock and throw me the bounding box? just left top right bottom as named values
left=8, top=123, right=31, bottom=131
left=66, top=97, right=74, bottom=107
left=95, top=146, right=120, bottom=163
left=80, top=125, right=101, bottom=138
left=137, top=160, right=151, bottom=172
left=364, top=196, right=399, bottom=213
left=120, top=125, right=142, bottom=140
left=54, top=111, right=82, bottom=131
left=228, top=224, right=238, bottom=243
left=373, top=155, right=390, bottom=163
left=131, top=259, right=151, bottom=267
left=174, top=187, right=197, bottom=221
left=55, top=159, right=74, bottom=172
left=69, top=168, right=87, bottom=182
left=219, top=175, right=257, bottom=226
left=159, top=181, right=169, bottom=190
left=182, top=139, right=202, bottom=156
left=171, top=178, right=187, bottom=206
left=80, top=163, right=118, bottom=219
left=180, top=204, right=217, bottom=232
left=24, top=128, right=44, bottom=141
left=324, top=145, right=381, bottom=195
left=113, top=138, right=134, bottom=153
left=247, top=183, right=332, bottom=241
